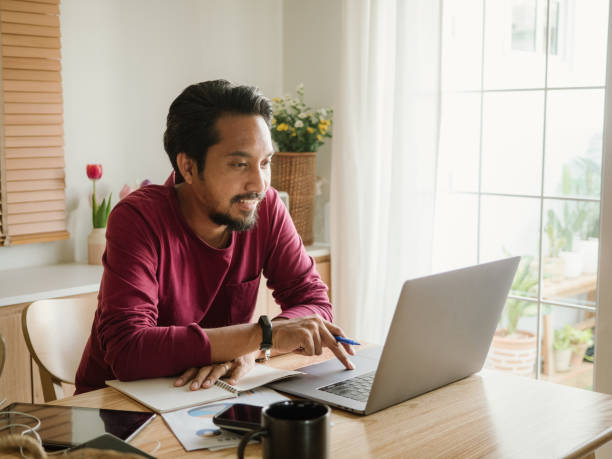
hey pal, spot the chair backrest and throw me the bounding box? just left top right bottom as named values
left=0, top=333, right=5, bottom=379
left=22, top=297, right=97, bottom=401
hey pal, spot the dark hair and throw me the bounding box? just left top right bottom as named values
left=163, top=80, right=272, bottom=176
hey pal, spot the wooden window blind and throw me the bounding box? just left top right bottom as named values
left=0, top=0, right=67, bottom=245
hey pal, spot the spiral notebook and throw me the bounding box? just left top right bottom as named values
left=106, top=364, right=302, bottom=413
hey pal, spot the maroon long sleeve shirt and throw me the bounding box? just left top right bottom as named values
left=75, top=182, right=331, bottom=393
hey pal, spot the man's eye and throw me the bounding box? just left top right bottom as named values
left=232, top=162, right=248, bottom=168
left=262, top=160, right=272, bottom=168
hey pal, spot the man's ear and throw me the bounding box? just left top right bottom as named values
left=176, top=153, right=197, bottom=185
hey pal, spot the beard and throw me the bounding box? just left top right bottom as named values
left=209, top=192, right=265, bottom=232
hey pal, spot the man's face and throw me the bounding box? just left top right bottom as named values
left=191, top=114, right=274, bottom=231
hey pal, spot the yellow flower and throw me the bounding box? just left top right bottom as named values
left=317, top=134, right=323, bottom=141
left=291, top=128, right=297, bottom=137
left=276, top=123, right=289, bottom=131
left=272, top=97, right=280, bottom=103
left=271, top=117, right=276, bottom=125
left=318, top=123, right=328, bottom=133
left=307, top=127, right=315, bottom=134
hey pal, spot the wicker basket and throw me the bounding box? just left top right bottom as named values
left=271, top=152, right=316, bottom=245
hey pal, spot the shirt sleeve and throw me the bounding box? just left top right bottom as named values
left=96, top=201, right=212, bottom=381
left=262, top=189, right=333, bottom=322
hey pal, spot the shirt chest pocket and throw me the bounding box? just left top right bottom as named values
left=223, top=275, right=262, bottom=325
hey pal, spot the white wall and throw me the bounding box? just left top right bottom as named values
left=0, top=0, right=283, bottom=269
left=282, top=0, right=342, bottom=242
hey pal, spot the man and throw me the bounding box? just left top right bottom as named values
left=75, top=80, right=354, bottom=394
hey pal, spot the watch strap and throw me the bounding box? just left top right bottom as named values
left=258, top=315, right=272, bottom=352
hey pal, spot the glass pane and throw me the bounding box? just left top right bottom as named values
left=441, top=0, right=483, bottom=91
left=546, top=0, right=609, bottom=88
left=484, top=0, right=546, bottom=89
left=432, top=193, right=478, bottom=272
left=540, top=305, right=594, bottom=390
left=438, top=92, right=480, bottom=193
left=480, top=195, right=540, bottom=293
left=544, top=89, right=604, bottom=198
left=485, top=299, right=537, bottom=378
left=481, top=91, right=544, bottom=195
left=542, top=199, right=599, bottom=308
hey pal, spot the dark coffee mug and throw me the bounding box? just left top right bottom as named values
left=237, top=400, right=330, bottom=459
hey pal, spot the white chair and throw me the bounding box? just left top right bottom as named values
left=21, top=297, right=97, bottom=401
left=0, top=333, right=5, bottom=379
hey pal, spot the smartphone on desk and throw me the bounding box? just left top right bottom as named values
left=212, top=404, right=262, bottom=433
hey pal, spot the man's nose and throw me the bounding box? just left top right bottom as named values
left=247, top=166, right=269, bottom=193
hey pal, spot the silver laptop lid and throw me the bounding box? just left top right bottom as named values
left=364, top=256, right=520, bottom=414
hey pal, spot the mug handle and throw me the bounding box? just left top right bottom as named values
left=237, top=428, right=266, bottom=459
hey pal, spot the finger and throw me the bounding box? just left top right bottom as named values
left=201, top=363, right=231, bottom=389
left=300, top=331, right=315, bottom=356
left=175, top=367, right=197, bottom=387
left=320, top=327, right=354, bottom=370
left=322, top=321, right=356, bottom=355
left=190, top=366, right=214, bottom=390
left=312, top=329, right=323, bottom=355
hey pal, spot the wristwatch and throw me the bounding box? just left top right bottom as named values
left=258, top=315, right=272, bottom=360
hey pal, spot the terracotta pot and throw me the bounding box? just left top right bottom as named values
left=88, top=227, right=106, bottom=265
left=485, top=329, right=537, bottom=377
left=271, top=152, right=316, bottom=245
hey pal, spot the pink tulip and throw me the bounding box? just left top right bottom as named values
left=86, top=164, right=103, bottom=180
left=119, top=184, right=133, bottom=200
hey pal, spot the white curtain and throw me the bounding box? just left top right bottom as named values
left=330, top=0, right=441, bottom=344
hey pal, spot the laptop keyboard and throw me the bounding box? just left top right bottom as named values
left=318, top=372, right=375, bottom=402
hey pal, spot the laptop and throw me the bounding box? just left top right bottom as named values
left=270, top=257, right=520, bottom=415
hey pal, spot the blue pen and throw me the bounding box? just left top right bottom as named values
left=334, top=335, right=360, bottom=346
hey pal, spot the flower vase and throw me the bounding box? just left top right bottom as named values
left=271, top=152, right=317, bottom=245
left=88, top=227, right=106, bottom=265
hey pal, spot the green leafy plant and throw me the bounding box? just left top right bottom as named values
left=569, top=327, right=593, bottom=347
left=270, top=84, right=333, bottom=152
left=545, top=158, right=601, bottom=253
left=553, top=325, right=593, bottom=351
left=553, top=325, right=574, bottom=351
left=504, top=256, right=539, bottom=336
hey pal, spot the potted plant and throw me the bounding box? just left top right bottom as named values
left=269, top=84, right=333, bottom=245
left=553, top=325, right=574, bottom=372
left=570, top=157, right=601, bottom=274
left=569, top=326, right=593, bottom=368
left=86, top=164, right=112, bottom=265
left=486, top=256, right=539, bottom=377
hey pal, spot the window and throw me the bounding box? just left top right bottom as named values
left=0, top=0, right=67, bottom=246
left=435, top=0, right=608, bottom=389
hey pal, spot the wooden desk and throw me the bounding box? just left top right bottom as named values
left=49, top=350, right=612, bottom=458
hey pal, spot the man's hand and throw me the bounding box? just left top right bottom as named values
left=271, top=315, right=356, bottom=370
left=174, top=351, right=259, bottom=390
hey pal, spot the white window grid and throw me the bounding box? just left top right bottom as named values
left=444, top=0, right=606, bottom=379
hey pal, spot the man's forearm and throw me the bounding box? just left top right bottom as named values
left=204, top=322, right=263, bottom=362
left=205, top=317, right=290, bottom=362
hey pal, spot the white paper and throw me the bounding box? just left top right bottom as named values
left=161, top=387, right=289, bottom=451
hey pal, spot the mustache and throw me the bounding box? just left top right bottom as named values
left=230, top=192, right=266, bottom=204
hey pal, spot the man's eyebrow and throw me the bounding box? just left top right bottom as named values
left=225, top=151, right=274, bottom=158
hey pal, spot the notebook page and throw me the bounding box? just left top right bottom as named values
left=220, top=364, right=302, bottom=393
left=106, top=377, right=235, bottom=413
